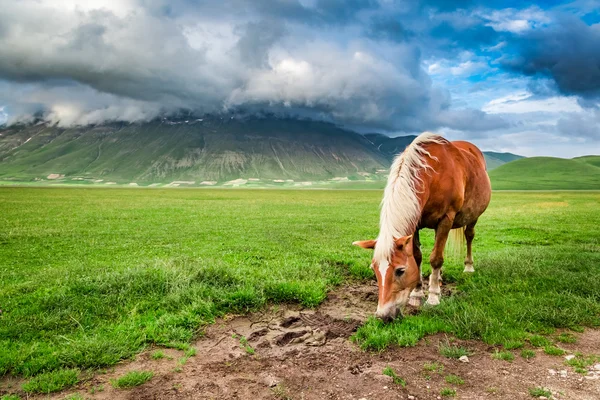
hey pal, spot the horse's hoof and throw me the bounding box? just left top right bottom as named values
left=426, top=295, right=440, bottom=306
left=463, top=264, right=474, bottom=273
left=408, top=297, right=422, bottom=307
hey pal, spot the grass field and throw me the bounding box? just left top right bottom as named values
left=488, top=157, right=600, bottom=190
left=1, top=188, right=599, bottom=387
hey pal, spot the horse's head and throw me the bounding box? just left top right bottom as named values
left=353, top=235, right=420, bottom=321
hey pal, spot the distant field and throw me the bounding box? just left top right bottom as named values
left=488, top=157, right=600, bottom=190
left=1, top=188, right=599, bottom=385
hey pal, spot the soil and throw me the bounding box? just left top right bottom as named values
left=3, top=282, right=600, bottom=400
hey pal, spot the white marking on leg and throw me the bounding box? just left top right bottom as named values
left=463, top=263, right=474, bottom=273
left=427, top=268, right=442, bottom=306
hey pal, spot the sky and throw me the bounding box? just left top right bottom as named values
left=0, top=0, right=599, bottom=157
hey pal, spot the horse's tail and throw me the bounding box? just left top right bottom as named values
left=446, top=227, right=466, bottom=261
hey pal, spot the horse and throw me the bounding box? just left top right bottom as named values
left=353, top=132, right=491, bottom=321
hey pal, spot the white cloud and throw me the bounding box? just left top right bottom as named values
left=482, top=92, right=583, bottom=114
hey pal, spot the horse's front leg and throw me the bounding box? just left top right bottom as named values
left=408, top=230, right=424, bottom=307
left=427, top=215, right=454, bottom=306
left=463, top=222, right=476, bottom=272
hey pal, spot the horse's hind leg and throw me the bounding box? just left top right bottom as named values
left=463, top=222, right=476, bottom=273
left=427, top=215, right=454, bottom=306
left=409, top=230, right=424, bottom=307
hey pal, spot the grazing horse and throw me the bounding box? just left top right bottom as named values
left=353, top=132, right=491, bottom=321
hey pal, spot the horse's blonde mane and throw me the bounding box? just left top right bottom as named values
left=374, top=132, right=448, bottom=261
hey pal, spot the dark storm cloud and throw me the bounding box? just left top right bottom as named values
left=501, top=16, right=600, bottom=98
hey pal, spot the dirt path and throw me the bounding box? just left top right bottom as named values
left=4, top=283, right=600, bottom=400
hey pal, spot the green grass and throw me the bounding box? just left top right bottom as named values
left=529, top=335, right=551, bottom=347
left=110, top=371, right=153, bottom=389
left=1, top=395, right=21, bottom=400
left=151, top=351, right=166, bottom=360
left=521, top=349, right=536, bottom=359
left=529, top=387, right=552, bottom=398
left=1, top=188, right=600, bottom=383
left=492, top=350, right=515, bottom=362
left=440, top=387, right=457, bottom=397
left=438, top=342, right=472, bottom=359
left=544, top=345, right=566, bottom=356
left=382, top=366, right=407, bottom=387
left=565, top=353, right=600, bottom=374
left=444, top=374, right=464, bottom=385
left=556, top=333, right=577, bottom=343
left=489, top=157, right=600, bottom=190
left=423, top=362, right=444, bottom=373
left=21, top=368, right=79, bottom=394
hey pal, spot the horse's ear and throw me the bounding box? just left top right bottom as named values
left=352, top=240, right=377, bottom=249
left=394, top=235, right=413, bottom=252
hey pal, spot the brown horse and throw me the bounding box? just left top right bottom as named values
left=353, top=132, right=491, bottom=321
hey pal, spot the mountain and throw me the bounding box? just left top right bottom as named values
left=0, top=117, right=390, bottom=183
left=488, top=157, right=600, bottom=190
left=364, top=133, right=522, bottom=170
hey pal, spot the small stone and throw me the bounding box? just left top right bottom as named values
left=383, top=386, right=388, bottom=390
left=262, top=374, right=280, bottom=387
left=565, top=354, right=576, bottom=361
left=559, top=370, right=568, bottom=377
left=594, top=363, right=600, bottom=371
left=548, top=369, right=557, bottom=376
left=358, top=398, right=367, bottom=400
left=459, top=355, right=469, bottom=363
left=408, top=396, right=416, bottom=400
left=585, top=375, right=599, bottom=380
left=539, top=397, right=547, bottom=400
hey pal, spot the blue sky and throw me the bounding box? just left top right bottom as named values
left=0, top=0, right=599, bottom=157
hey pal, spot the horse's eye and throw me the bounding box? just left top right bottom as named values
left=395, top=268, right=405, bottom=277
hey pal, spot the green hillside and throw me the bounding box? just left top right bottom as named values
left=484, top=151, right=525, bottom=170
left=0, top=117, right=389, bottom=183
left=489, top=156, right=600, bottom=190
left=574, top=155, right=600, bottom=168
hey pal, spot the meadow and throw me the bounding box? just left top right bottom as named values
left=1, top=188, right=599, bottom=388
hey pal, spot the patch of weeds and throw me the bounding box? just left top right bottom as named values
left=440, top=387, right=456, bottom=397
left=439, top=341, right=471, bottom=359
left=445, top=374, right=464, bottom=385
left=492, top=350, right=515, bottom=362
left=1, top=395, right=21, bottom=400
left=173, top=367, right=182, bottom=373
left=423, top=361, right=444, bottom=373
left=382, top=366, right=407, bottom=387
left=569, top=326, right=585, bottom=333
left=271, top=383, right=292, bottom=400
left=185, top=347, right=197, bottom=357
left=22, top=368, right=80, bottom=394
left=556, top=333, right=577, bottom=344
left=63, top=394, right=85, bottom=400
left=503, top=340, right=524, bottom=350
left=89, top=384, right=104, bottom=394
left=239, top=336, right=255, bottom=355
left=565, top=354, right=600, bottom=374
left=486, top=387, right=498, bottom=394
left=544, top=345, right=565, bottom=356
left=529, top=335, right=551, bottom=347
left=521, top=349, right=536, bottom=359
left=151, top=350, right=166, bottom=360
left=110, top=371, right=153, bottom=389
left=529, top=387, right=552, bottom=398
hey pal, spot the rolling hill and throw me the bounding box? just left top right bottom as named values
left=0, top=117, right=390, bottom=183
left=488, top=157, right=600, bottom=190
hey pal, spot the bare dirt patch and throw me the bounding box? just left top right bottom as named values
left=4, top=283, right=600, bottom=400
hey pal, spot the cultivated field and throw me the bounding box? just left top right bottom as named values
left=1, top=188, right=599, bottom=399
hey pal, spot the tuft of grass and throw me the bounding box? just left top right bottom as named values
left=184, top=347, right=197, bottom=357
left=529, top=335, right=551, bottom=348
left=521, top=349, right=536, bottom=359
left=110, top=371, right=153, bottom=389
left=529, top=387, right=552, bottom=398
left=503, top=340, right=524, bottom=350
left=238, top=336, right=255, bottom=355
left=151, top=350, right=166, bottom=360
left=565, top=354, right=600, bottom=374
left=1, top=395, right=22, bottom=400
left=22, top=369, right=79, bottom=394
left=544, top=345, right=566, bottom=356
left=89, top=384, right=104, bottom=394
left=423, top=362, right=444, bottom=373
left=492, top=350, right=515, bottom=362
left=445, top=374, right=464, bottom=385
left=556, top=333, right=577, bottom=344
left=382, top=366, right=407, bottom=387
left=440, top=387, right=457, bottom=397
left=63, top=395, right=85, bottom=400
left=271, top=384, right=293, bottom=400
left=439, top=341, right=472, bottom=359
